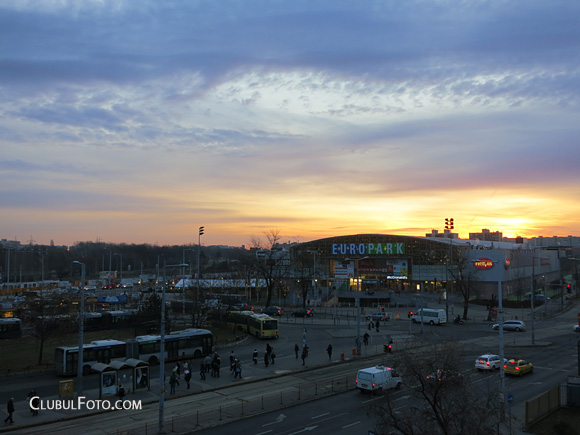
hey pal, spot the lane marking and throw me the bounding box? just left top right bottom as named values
left=342, top=421, right=361, bottom=429
left=312, top=412, right=330, bottom=419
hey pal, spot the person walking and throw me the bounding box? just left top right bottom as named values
left=363, top=332, right=370, bottom=346
left=375, top=319, right=380, bottom=332
left=184, top=367, right=192, bottom=387
left=229, top=351, right=236, bottom=373
left=270, top=347, right=276, bottom=364
left=204, top=354, right=213, bottom=376
left=4, top=398, right=14, bottom=424
left=27, top=389, right=39, bottom=416
left=301, top=346, right=308, bottom=366
left=252, top=349, right=258, bottom=365
left=169, top=372, right=179, bottom=395
left=294, top=343, right=299, bottom=359
left=326, top=344, right=333, bottom=361
left=213, top=353, right=221, bottom=377
left=234, top=359, right=242, bottom=379
left=264, top=351, right=269, bottom=367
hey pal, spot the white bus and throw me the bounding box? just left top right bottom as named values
left=55, top=339, right=127, bottom=376
left=410, top=308, right=447, bottom=325
left=126, top=328, right=213, bottom=366
left=55, top=329, right=213, bottom=375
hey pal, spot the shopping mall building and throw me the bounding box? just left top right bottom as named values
left=291, top=234, right=573, bottom=307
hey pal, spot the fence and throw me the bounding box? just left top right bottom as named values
left=525, top=384, right=561, bottom=427
left=112, top=374, right=353, bottom=434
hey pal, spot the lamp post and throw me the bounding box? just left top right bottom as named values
left=197, top=226, right=204, bottom=311
left=182, top=249, right=195, bottom=316
left=444, top=218, right=454, bottom=321
left=114, top=253, right=123, bottom=280
left=306, top=250, right=318, bottom=306
left=159, top=261, right=188, bottom=434
left=73, top=261, right=85, bottom=397
left=346, top=256, right=369, bottom=356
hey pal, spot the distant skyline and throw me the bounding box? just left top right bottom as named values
left=1, top=1, right=579, bottom=248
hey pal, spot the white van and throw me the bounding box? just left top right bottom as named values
left=355, top=366, right=402, bottom=392
left=411, top=308, right=447, bottom=325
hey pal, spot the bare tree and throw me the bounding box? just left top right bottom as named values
left=448, top=251, right=481, bottom=320
left=370, top=342, right=502, bottom=435
left=247, top=230, right=289, bottom=307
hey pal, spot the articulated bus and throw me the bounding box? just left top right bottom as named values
left=227, top=311, right=279, bottom=339
left=0, top=318, right=22, bottom=339
left=55, top=329, right=213, bottom=376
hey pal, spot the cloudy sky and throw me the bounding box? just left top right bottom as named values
left=1, top=0, right=579, bottom=247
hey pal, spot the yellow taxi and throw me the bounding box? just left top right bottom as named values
left=504, top=359, right=533, bottom=376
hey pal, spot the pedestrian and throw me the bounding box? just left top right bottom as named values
left=234, top=359, right=242, bottom=379
left=376, top=319, right=380, bottom=332
left=271, top=347, right=276, bottom=365
left=169, top=372, right=179, bottom=395
left=4, top=398, right=14, bottom=424
left=266, top=343, right=272, bottom=362
left=301, top=346, right=308, bottom=366
left=264, top=351, right=269, bottom=367
left=294, top=343, right=299, bottom=359
left=184, top=368, right=192, bottom=387
left=213, top=353, right=221, bottom=377
left=27, top=389, right=38, bottom=416
left=173, top=362, right=181, bottom=379
left=117, top=384, right=126, bottom=400
left=205, top=354, right=213, bottom=376
left=363, top=332, right=369, bottom=346
left=199, top=362, right=205, bottom=381
left=253, top=349, right=258, bottom=365
left=229, top=351, right=236, bottom=373
left=326, top=344, right=333, bottom=361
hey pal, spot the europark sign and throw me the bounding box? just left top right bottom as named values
left=331, top=243, right=405, bottom=255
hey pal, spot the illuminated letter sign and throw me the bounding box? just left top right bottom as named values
left=331, top=243, right=405, bottom=255
left=473, top=258, right=494, bottom=270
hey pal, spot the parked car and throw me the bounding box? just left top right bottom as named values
left=533, top=294, right=550, bottom=302
left=366, top=312, right=390, bottom=321
left=574, top=325, right=579, bottom=332
left=492, top=320, right=526, bottom=331
left=504, top=359, right=533, bottom=376
left=262, top=306, right=284, bottom=316
left=291, top=308, right=313, bottom=317
left=475, top=354, right=505, bottom=371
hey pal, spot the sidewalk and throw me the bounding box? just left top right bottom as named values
left=0, top=324, right=387, bottom=434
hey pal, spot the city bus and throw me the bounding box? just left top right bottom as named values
left=0, top=317, right=22, bottom=339
left=55, top=329, right=213, bottom=375
left=127, top=328, right=213, bottom=365
left=55, top=339, right=127, bottom=376
left=227, top=311, right=279, bottom=339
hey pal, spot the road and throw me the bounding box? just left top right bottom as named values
left=1, top=302, right=578, bottom=434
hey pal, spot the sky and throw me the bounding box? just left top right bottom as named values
left=1, top=0, right=579, bottom=248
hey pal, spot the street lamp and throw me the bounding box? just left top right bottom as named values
left=182, top=248, right=195, bottom=316
left=197, top=226, right=204, bottom=312
left=159, top=261, right=188, bottom=434
left=73, top=261, right=85, bottom=397
left=114, top=253, right=123, bottom=280
left=345, top=256, right=369, bottom=355
left=306, top=250, right=318, bottom=306
left=444, top=218, right=454, bottom=321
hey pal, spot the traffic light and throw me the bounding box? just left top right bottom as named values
left=407, top=311, right=413, bottom=318
left=383, top=344, right=392, bottom=353
left=199, top=226, right=204, bottom=236
left=381, top=306, right=385, bottom=312
left=567, top=284, right=572, bottom=293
